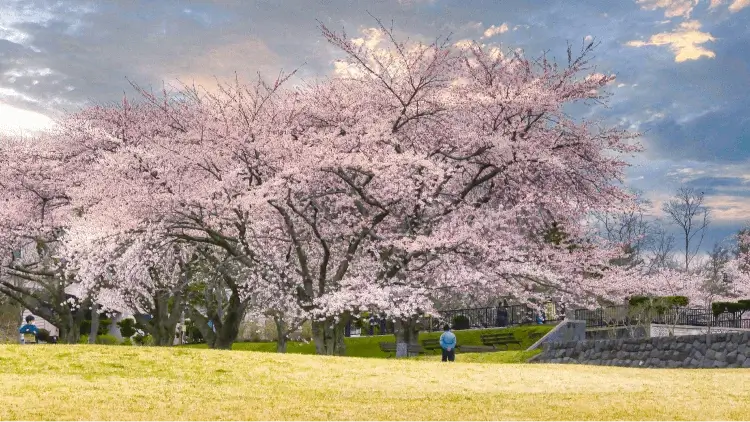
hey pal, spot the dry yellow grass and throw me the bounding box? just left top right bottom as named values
left=1, top=344, right=748, bottom=420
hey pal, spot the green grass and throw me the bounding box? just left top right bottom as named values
left=2, top=344, right=749, bottom=420
left=415, top=349, right=541, bottom=363
left=185, top=324, right=554, bottom=358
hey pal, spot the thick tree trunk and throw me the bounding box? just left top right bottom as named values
left=394, top=316, right=421, bottom=358
left=210, top=293, right=245, bottom=350
left=274, top=315, right=288, bottom=353
left=55, top=301, right=87, bottom=344
left=312, top=315, right=348, bottom=356
left=186, top=307, right=216, bottom=346
left=276, top=336, right=288, bottom=353
left=58, top=315, right=81, bottom=344
left=109, top=313, right=123, bottom=341
left=89, top=303, right=99, bottom=344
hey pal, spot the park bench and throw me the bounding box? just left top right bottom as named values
left=21, top=333, right=37, bottom=344
left=457, top=345, right=496, bottom=353
left=480, top=333, right=522, bottom=350
left=379, top=342, right=425, bottom=358
left=421, top=339, right=442, bottom=353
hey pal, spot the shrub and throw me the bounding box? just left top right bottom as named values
left=133, top=333, right=153, bottom=346
left=629, top=295, right=689, bottom=312
left=291, top=320, right=312, bottom=342
left=712, top=301, right=750, bottom=317
left=121, top=338, right=133, bottom=346
left=117, top=318, right=137, bottom=338
left=353, top=312, right=371, bottom=330
left=80, top=319, right=113, bottom=336
left=96, top=334, right=120, bottom=345
left=263, top=318, right=277, bottom=341
left=451, top=315, right=470, bottom=330
left=79, top=334, right=89, bottom=344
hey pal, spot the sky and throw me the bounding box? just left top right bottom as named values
left=0, top=0, right=748, bottom=255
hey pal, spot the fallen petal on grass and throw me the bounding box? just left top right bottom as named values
left=1, top=344, right=748, bottom=420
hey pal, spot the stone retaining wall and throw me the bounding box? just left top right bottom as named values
left=650, top=323, right=750, bottom=337
left=534, top=331, right=750, bottom=368
left=526, top=320, right=586, bottom=350
left=585, top=325, right=649, bottom=340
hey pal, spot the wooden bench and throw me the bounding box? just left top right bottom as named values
left=21, top=333, right=37, bottom=344
left=480, top=333, right=522, bottom=350
left=421, top=339, right=442, bottom=353
left=457, top=345, right=496, bottom=353
left=379, top=342, right=425, bottom=358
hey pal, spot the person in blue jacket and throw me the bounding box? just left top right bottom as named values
left=439, top=324, right=457, bottom=362
left=19, top=315, right=39, bottom=344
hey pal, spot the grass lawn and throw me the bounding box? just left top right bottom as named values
left=2, top=345, right=750, bottom=420
left=184, top=325, right=554, bottom=358
left=415, top=350, right=541, bottom=363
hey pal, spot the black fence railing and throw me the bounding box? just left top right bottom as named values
left=712, top=319, right=750, bottom=329
left=345, top=303, right=561, bottom=337
left=575, top=305, right=750, bottom=329
left=433, top=302, right=562, bottom=331
left=438, top=305, right=529, bottom=329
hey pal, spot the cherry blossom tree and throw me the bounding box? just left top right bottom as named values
left=0, top=133, right=89, bottom=343
left=64, top=222, right=196, bottom=346
left=725, top=228, right=750, bottom=298
left=278, top=21, right=644, bottom=355
left=49, top=19, right=650, bottom=357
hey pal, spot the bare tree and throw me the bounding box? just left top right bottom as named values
left=641, top=221, right=676, bottom=273
left=594, top=190, right=651, bottom=269
left=662, top=187, right=710, bottom=272
left=702, top=242, right=732, bottom=303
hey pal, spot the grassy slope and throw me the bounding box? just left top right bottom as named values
left=185, top=325, right=554, bottom=358
left=2, top=344, right=750, bottom=420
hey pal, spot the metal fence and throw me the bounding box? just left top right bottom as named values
left=711, top=318, right=750, bottom=329
left=433, top=302, right=561, bottom=331
left=345, top=302, right=560, bottom=337
left=438, top=305, right=528, bottom=329
left=575, top=305, right=749, bottom=329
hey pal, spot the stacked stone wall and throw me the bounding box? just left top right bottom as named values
left=534, top=331, right=750, bottom=368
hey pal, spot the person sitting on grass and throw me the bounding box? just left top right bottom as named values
left=439, top=325, right=457, bottom=362
left=19, top=315, right=39, bottom=344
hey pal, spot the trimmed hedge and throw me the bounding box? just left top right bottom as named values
left=182, top=324, right=555, bottom=358
left=79, top=334, right=122, bottom=345
left=711, top=300, right=750, bottom=317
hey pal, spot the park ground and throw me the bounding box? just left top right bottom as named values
left=182, top=325, right=552, bottom=358
left=2, top=344, right=750, bottom=420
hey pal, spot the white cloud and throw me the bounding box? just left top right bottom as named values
left=703, top=195, right=750, bottom=221
left=626, top=20, right=716, bottom=62
left=351, top=27, right=386, bottom=50
left=635, top=0, right=699, bottom=18
left=454, top=39, right=475, bottom=49
left=482, top=23, right=509, bottom=39
left=675, top=105, right=722, bottom=124
left=0, top=102, right=55, bottom=134
left=729, top=0, right=750, bottom=11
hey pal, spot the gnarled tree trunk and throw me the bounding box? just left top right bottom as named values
left=394, top=316, right=421, bottom=358
left=211, top=294, right=244, bottom=350
left=88, top=301, right=99, bottom=344
left=274, top=315, right=288, bottom=353
left=312, top=315, right=348, bottom=356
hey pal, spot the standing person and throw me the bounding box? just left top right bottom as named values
left=497, top=304, right=508, bottom=328
left=19, top=315, right=39, bottom=344
left=439, top=325, right=457, bottom=362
